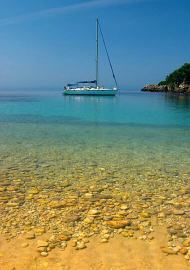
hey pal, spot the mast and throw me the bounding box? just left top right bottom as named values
left=98, top=20, right=118, bottom=89
left=96, top=18, right=99, bottom=88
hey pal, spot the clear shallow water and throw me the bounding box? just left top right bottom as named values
left=0, top=90, right=190, bottom=248
left=0, top=90, right=190, bottom=183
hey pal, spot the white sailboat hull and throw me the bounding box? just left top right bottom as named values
left=63, top=89, right=118, bottom=96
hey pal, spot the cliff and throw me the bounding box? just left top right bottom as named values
left=142, top=63, right=190, bottom=94
left=142, top=82, right=190, bottom=94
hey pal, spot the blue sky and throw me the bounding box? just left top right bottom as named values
left=0, top=0, right=190, bottom=90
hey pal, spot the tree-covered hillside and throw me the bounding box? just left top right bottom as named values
left=159, top=63, right=190, bottom=86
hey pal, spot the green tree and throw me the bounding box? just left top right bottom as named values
left=158, top=63, right=190, bottom=86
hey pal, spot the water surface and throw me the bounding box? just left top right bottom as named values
left=0, top=90, right=190, bottom=244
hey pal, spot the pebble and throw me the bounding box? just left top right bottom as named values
left=88, top=209, right=100, bottom=216
left=140, top=212, right=151, bottom=218
left=34, top=227, right=46, bottom=236
left=58, top=234, right=71, bottom=241
left=76, top=241, right=86, bottom=250
left=120, top=204, right=129, bottom=210
left=184, top=254, right=190, bottom=260
left=161, top=247, right=178, bottom=255
left=37, top=246, right=47, bottom=252
left=83, top=217, right=94, bottom=224
left=28, top=188, right=39, bottom=195
left=37, top=240, right=49, bottom=248
left=100, top=238, right=108, bottom=243
left=25, top=232, right=35, bottom=240
left=183, top=238, right=190, bottom=247
left=101, top=234, right=110, bottom=240
left=173, top=209, right=185, bottom=215
left=106, top=220, right=131, bottom=229
left=180, top=247, right=188, bottom=255
left=48, top=201, right=65, bottom=209
left=60, top=241, right=67, bottom=249
left=70, top=240, right=77, bottom=247
left=40, top=252, right=48, bottom=257
left=121, top=231, right=134, bottom=237
left=84, top=193, right=93, bottom=199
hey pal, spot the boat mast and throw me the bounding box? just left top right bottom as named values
left=96, top=18, right=99, bottom=88
left=98, top=20, right=118, bottom=89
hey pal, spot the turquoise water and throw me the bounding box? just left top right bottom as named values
left=1, top=90, right=190, bottom=126
left=0, top=90, right=190, bottom=243
left=0, top=90, right=190, bottom=184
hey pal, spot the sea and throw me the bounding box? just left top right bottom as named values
left=0, top=89, right=190, bottom=247
left=0, top=89, right=190, bottom=180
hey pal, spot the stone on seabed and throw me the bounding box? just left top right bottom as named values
left=58, top=234, right=71, bottom=241
left=120, top=204, right=128, bottom=210
left=183, top=238, right=190, bottom=247
left=48, top=200, right=65, bottom=208
left=37, top=240, right=49, bottom=248
left=83, top=217, right=94, bottom=224
left=76, top=241, right=86, bottom=250
left=25, top=232, right=35, bottom=240
left=140, top=212, right=151, bottom=218
left=40, top=251, right=48, bottom=257
left=88, top=209, right=100, bottom=216
left=121, top=231, right=134, bottom=237
left=173, top=209, right=185, bottom=215
left=161, top=247, right=178, bottom=255
left=106, top=220, right=131, bottom=229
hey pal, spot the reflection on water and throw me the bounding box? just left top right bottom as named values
left=164, top=93, right=190, bottom=110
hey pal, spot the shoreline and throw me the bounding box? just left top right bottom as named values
left=141, top=84, right=190, bottom=95
left=0, top=228, right=190, bottom=270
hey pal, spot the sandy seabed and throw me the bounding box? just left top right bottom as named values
left=0, top=228, right=190, bottom=270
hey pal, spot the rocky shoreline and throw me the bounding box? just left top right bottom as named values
left=142, top=82, right=190, bottom=94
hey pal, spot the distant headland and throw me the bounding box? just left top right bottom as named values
left=142, top=63, right=190, bottom=94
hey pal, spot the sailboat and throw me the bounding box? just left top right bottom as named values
left=63, top=19, right=118, bottom=96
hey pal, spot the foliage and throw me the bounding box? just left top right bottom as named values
left=158, top=63, right=190, bottom=86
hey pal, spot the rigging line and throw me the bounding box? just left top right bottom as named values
left=98, top=20, right=118, bottom=89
